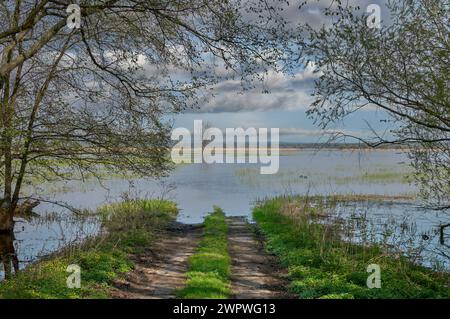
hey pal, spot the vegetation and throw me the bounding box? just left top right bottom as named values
left=303, top=0, right=450, bottom=209
left=234, top=166, right=412, bottom=188
left=253, top=196, right=450, bottom=299
left=0, top=0, right=296, bottom=232
left=0, top=199, right=177, bottom=299
left=333, top=170, right=411, bottom=185
left=178, top=207, right=231, bottom=299
left=0, top=0, right=447, bottom=300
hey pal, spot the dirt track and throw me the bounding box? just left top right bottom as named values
left=111, top=217, right=294, bottom=299
left=111, top=223, right=202, bottom=299
left=227, top=217, right=294, bottom=299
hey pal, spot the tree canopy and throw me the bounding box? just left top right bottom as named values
left=303, top=0, right=449, bottom=208
left=0, top=0, right=296, bottom=231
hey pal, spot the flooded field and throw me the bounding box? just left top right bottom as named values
left=1, top=149, right=449, bottom=279
left=325, top=201, right=450, bottom=270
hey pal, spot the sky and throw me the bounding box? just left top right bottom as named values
left=172, top=0, right=393, bottom=143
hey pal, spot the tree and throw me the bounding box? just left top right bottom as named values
left=0, top=0, right=295, bottom=232
left=303, top=0, right=449, bottom=209
left=0, top=232, right=18, bottom=279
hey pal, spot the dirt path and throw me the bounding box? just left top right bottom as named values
left=111, top=217, right=293, bottom=299
left=111, top=222, right=202, bottom=299
left=227, top=217, right=295, bottom=299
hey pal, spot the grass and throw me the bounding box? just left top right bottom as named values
left=253, top=196, right=450, bottom=299
left=234, top=166, right=412, bottom=189
left=334, top=170, right=411, bottom=184
left=178, top=207, right=231, bottom=299
left=0, top=199, right=178, bottom=299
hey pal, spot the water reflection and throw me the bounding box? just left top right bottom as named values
left=0, top=232, right=19, bottom=279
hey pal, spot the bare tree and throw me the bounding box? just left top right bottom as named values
left=0, top=0, right=296, bottom=232
left=302, top=0, right=449, bottom=209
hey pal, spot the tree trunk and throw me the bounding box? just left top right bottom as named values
left=0, top=232, right=19, bottom=279
left=0, top=206, right=14, bottom=233
left=439, top=223, right=450, bottom=246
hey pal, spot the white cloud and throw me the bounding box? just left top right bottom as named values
left=192, top=63, right=321, bottom=113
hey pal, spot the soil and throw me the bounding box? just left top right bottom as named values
left=111, top=217, right=295, bottom=299
left=227, top=217, right=295, bottom=299
left=111, top=222, right=202, bottom=299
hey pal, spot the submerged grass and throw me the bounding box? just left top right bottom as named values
left=178, top=207, right=231, bottom=299
left=334, top=170, right=411, bottom=184
left=234, top=166, right=411, bottom=189
left=253, top=196, right=450, bottom=299
left=0, top=199, right=178, bottom=299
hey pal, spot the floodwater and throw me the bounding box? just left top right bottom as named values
left=1, top=149, right=449, bottom=279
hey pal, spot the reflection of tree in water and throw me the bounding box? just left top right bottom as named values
left=0, top=232, right=19, bottom=279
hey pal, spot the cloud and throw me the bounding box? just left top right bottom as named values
left=245, top=0, right=389, bottom=29
left=191, top=62, right=320, bottom=113
left=141, top=1, right=390, bottom=114
left=188, top=0, right=390, bottom=115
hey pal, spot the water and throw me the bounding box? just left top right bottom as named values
left=1, top=149, right=449, bottom=279
left=331, top=201, right=450, bottom=270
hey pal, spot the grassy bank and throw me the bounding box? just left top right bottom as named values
left=253, top=197, right=450, bottom=299
left=0, top=199, right=178, bottom=299
left=178, top=207, right=231, bottom=299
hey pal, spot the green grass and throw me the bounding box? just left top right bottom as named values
left=0, top=199, right=178, bottom=299
left=253, top=197, right=450, bottom=299
left=178, top=207, right=231, bottom=299
left=234, top=166, right=412, bottom=189
left=334, top=170, right=411, bottom=184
